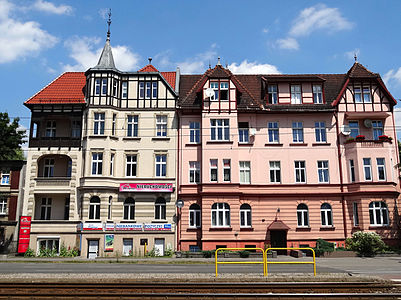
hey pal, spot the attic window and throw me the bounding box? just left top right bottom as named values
left=210, top=81, right=229, bottom=101
left=220, top=82, right=229, bottom=101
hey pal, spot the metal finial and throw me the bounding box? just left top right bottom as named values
left=217, top=57, right=221, bottom=66
left=107, top=9, right=112, bottom=40
left=148, top=57, right=152, bottom=64
left=208, top=61, right=211, bottom=69
left=354, top=53, right=357, bottom=62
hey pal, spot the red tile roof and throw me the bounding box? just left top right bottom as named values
left=161, top=71, right=176, bottom=90
left=138, top=64, right=159, bottom=72
left=25, top=72, right=86, bottom=105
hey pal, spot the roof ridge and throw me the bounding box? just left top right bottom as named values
left=138, top=64, right=159, bottom=72
left=25, top=72, right=67, bottom=104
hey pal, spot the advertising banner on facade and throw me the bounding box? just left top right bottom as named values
left=83, top=223, right=103, bottom=231
left=144, top=224, right=172, bottom=231
left=119, top=183, right=173, bottom=192
left=17, top=216, right=31, bottom=253
left=105, top=223, right=115, bottom=231
left=115, top=223, right=143, bottom=231
left=105, top=234, right=114, bottom=252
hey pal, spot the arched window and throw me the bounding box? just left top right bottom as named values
left=240, top=204, right=252, bottom=227
left=89, top=196, right=100, bottom=220
left=155, top=197, right=166, bottom=220
left=320, top=203, right=333, bottom=226
left=297, top=203, right=309, bottom=227
left=189, top=204, right=201, bottom=228
left=124, top=197, right=135, bottom=220
left=211, top=203, right=230, bottom=227
left=369, top=201, right=389, bottom=226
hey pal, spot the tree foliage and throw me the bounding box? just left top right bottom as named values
left=345, top=231, right=385, bottom=257
left=0, top=112, right=26, bottom=160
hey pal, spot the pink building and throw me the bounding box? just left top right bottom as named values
left=177, top=61, right=401, bottom=251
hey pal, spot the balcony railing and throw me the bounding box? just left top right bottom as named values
left=29, top=137, right=81, bottom=148
left=35, top=177, right=71, bottom=186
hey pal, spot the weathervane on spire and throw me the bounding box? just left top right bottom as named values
left=107, top=9, right=112, bottom=40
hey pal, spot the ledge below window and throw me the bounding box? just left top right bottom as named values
left=240, top=227, right=254, bottom=231
left=185, top=143, right=201, bottom=147
left=187, top=227, right=201, bottom=232
left=88, top=135, right=107, bottom=139
left=320, top=226, right=335, bottom=231
left=295, top=227, right=311, bottom=231
left=209, top=227, right=232, bottom=231
left=152, top=137, right=170, bottom=141
left=206, top=141, right=233, bottom=144
left=264, top=143, right=283, bottom=147
left=369, top=225, right=390, bottom=229
left=289, top=143, right=308, bottom=146
left=123, top=137, right=141, bottom=141
left=120, top=220, right=137, bottom=223
left=312, top=143, right=331, bottom=146
left=238, top=143, right=254, bottom=146
left=152, top=220, right=168, bottom=223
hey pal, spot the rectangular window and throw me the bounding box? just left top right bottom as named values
left=363, top=158, right=372, bottom=181
left=294, top=161, right=306, bottom=183
left=145, top=82, right=151, bottom=99
left=156, top=115, right=167, bottom=137
left=38, top=238, right=59, bottom=254
left=372, top=120, right=383, bottom=140
left=126, top=155, right=137, bottom=177
left=269, top=161, right=281, bottom=183
left=139, top=82, right=144, bottom=99
left=110, top=153, right=114, bottom=176
left=91, top=153, right=103, bottom=175
left=0, top=198, right=6, bottom=214
left=220, top=82, right=229, bottom=101
left=313, top=85, right=323, bottom=104
left=101, top=79, right=107, bottom=95
left=95, top=79, right=101, bottom=96
left=353, top=202, right=359, bottom=226
left=238, top=122, right=249, bottom=143
left=45, top=120, right=56, bottom=137
left=127, top=115, right=138, bottom=137
left=189, top=122, right=200, bottom=143
left=112, top=114, right=116, bottom=136
left=189, top=161, right=200, bottom=183
left=317, top=160, right=329, bottom=183
left=268, top=85, right=278, bottom=104
left=292, top=122, right=304, bottom=143
left=377, top=158, right=386, bottom=181
left=291, top=85, right=301, bottom=104
left=113, top=80, right=118, bottom=96
left=210, top=82, right=219, bottom=101
left=152, top=82, right=158, bottom=98
left=40, top=198, right=52, bottom=220
left=43, top=159, right=54, bottom=177
left=210, top=119, right=229, bottom=141
left=93, top=113, right=105, bottom=135
left=363, top=87, right=371, bottom=103
left=0, top=171, right=10, bottom=185
left=315, top=122, right=327, bottom=142
left=349, top=159, right=355, bottom=182
left=349, top=121, right=359, bottom=138
left=71, top=120, right=81, bottom=138
left=268, top=122, right=279, bottom=143
left=239, top=161, right=251, bottom=184
left=210, top=159, right=218, bottom=182
left=122, top=81, right=128, bottom=99
left=32, top=122, right=38, bottom=138
left=354, top=87, right=362, bottom=103
left=155, top=154, right=167, bottom=177
left=223, top=159, right=231, bottom=182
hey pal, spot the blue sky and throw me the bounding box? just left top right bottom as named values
left=2, top=0, right=401, bottom=135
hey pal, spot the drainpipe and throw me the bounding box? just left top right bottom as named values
left=334, top=111, right=348, bottom=239
left=176, top=109, right=181, bottom=251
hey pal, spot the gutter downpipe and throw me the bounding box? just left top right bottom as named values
left=176, top=109, right=181, bottom=251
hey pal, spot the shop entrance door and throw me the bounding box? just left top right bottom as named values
left=154, top=238, right=164, bottom=256
left=270, top=230, right=287, bottom=255
left=123, top=239, right=133, bottom=256
left=87, top=240, right=99, bottom=259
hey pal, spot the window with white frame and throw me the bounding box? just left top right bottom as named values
left=122, top=81, right=128, bottom=99
left=363, top=87, right=371, bottom=103
left=239, top=161, right=251, bottom=184
left=0, top=198, right=7, bottom=214
left=269, top=161, right=281, bottom=183
left=189, top=122, right=200, bottom=143
left=108, top=196, right=112, bottom=220
left=71, top=120, right=81, bottom=138
left=89, top=196, right=100, bottom=220
left=268, top=85, right=278, bottom=104
left=91, top=153, right=103, bottom=175
left=145, top=82, right=151, bottom=99
left=43, top=159, right=54, bottom=177
left=238, top=122, right=249, bottom=143
left=313, top=85, right=323, bottom=104
left=294, top=161, right=306, bottom=183
left=93, top=113, right=105, bottom=135
left=291, top=85, right=301, bottom=104
left=210, top=159, right=218, bottom=182
left=220, top=82, right=229, bottom=101
left=101, top=79, right=107, bottom=95
left=112, top=114, right=116, bottom=136
left=223, top=159, right=231, bottom=182
left=320, top=203, right=333, bottom=226
left=1, top=170, right=10, bottom=185
left=376, top=158, right=386, bottom=181
left=292, top=122, right=304, bottom=143
left=210, top=119, right=229, bottom=141
left=369, top=201, right=389, bottom=226
left=349, top=121, right=359, bottom=138
left=127, top=115, right=138, bottom=137
left=110, top=153, right=114, bottom=176
left=32, top=122, right=38, bottom=138
left=189, top=161, right=200, bottom=183
left=354, top=87, right=362, bottom=103
left=156, top=115, right=167, bottom=137
left=315, top=122, right=327, bottom=142
left=123, top=197, right=135, bottom=220
left=349, top=159, right=356, bottom=182
left=155, top=197, right=166, bottom=220
left=38, top=238, right=59, bottom=254
left=372, top=120, right=383, bottom=140
left=189, top=204, right=201, bottom=228
left=152, top=82, right=158, bottom=98
left=268, top=122, right=279, bottom=143
left=210, top=82, right=219, bottom=101
left=155, top=154, right=167, bottom=177
left=240, top=204, right=252, bottom=227
left=113, top=80, right=118, bottom=96
left=211, top=203, right=230, bottom=227
left=40, top=198, right=52, bottom=220
left=317, top=160, right=329, bottom=183
left=126, top=154, right=137, bottom=177
left=45, top=120, right=56, bottom=137
left=353, top=202, right=359, bottom=226
left=363, top=158, right=372, bottom=181
left=94, top=79, right=101, bottom=95
left=139, top=82, right=144, bottom=99
left=297, top=203, right=309, bottom=227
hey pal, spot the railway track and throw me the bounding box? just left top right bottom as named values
left=0, top=281, right=399, bottom=299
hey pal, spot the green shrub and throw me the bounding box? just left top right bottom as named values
left=238, top=250, right=250, bottom=258
left=201, top=250, right=213, bottom=258
left=145, top=247, right=157, bottom=257
left=346, top=231, right=386, bottom=257
left=24, top=248, right=35, bottom=258
left=314, top=238, right=335, bottom=256
left=164, top=247, right=174, bottom=257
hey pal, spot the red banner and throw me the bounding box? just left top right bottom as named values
left=17, top=216, right=31, bottom=253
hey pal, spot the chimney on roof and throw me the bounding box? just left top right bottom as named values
left=175, top=67, right=180, bottom=94
left=148, top=57, right=152, bottom=65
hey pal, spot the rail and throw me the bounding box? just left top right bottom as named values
left=265, top=247, right=316, bottom=276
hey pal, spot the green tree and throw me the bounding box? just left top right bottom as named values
left=0, top=112, right=26, bottom=160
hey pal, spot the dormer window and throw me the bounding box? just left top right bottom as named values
left=291, top=85, right=301, bottom=104
left=313, top=85, right=323, bottom=104
left=354, top=87, right=362, bottom=103
left=268, top=85, right=278, bottom=104
left=210, top=81, right=229, bottom=101
left=210, top=82, right=219, bottom=101
left=220, top=82, right=229, bottom=101
left=363, top=87, right=371, bottom=103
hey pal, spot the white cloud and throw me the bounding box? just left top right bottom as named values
left=262, top=28, right=269, bottom=34
left=228, top=60, right=280, bottom=74
left=32, top=0, right=73, bottom=15
left=177, top=45, right=218, bottom=74
left=345, top=48, right=360, bottom=61
left=62, top=36, right=140, bottom=72
left=383, top=68, right=401, bottom=87
left=393, top=108, right=401, bottom=139
left=0, top=0, right=58, bottom=64
left=276, top=37, right=299, bottom=50
left=289, top=4, right=353, bottom=37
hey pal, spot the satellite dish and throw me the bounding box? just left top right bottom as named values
left=205, top=88, right=215, bottom=99
left=364, top=119, right=372, bottom=128
left=175, top=199, right=184, bottom=209
left=341, top=125, right=351, bottom=136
